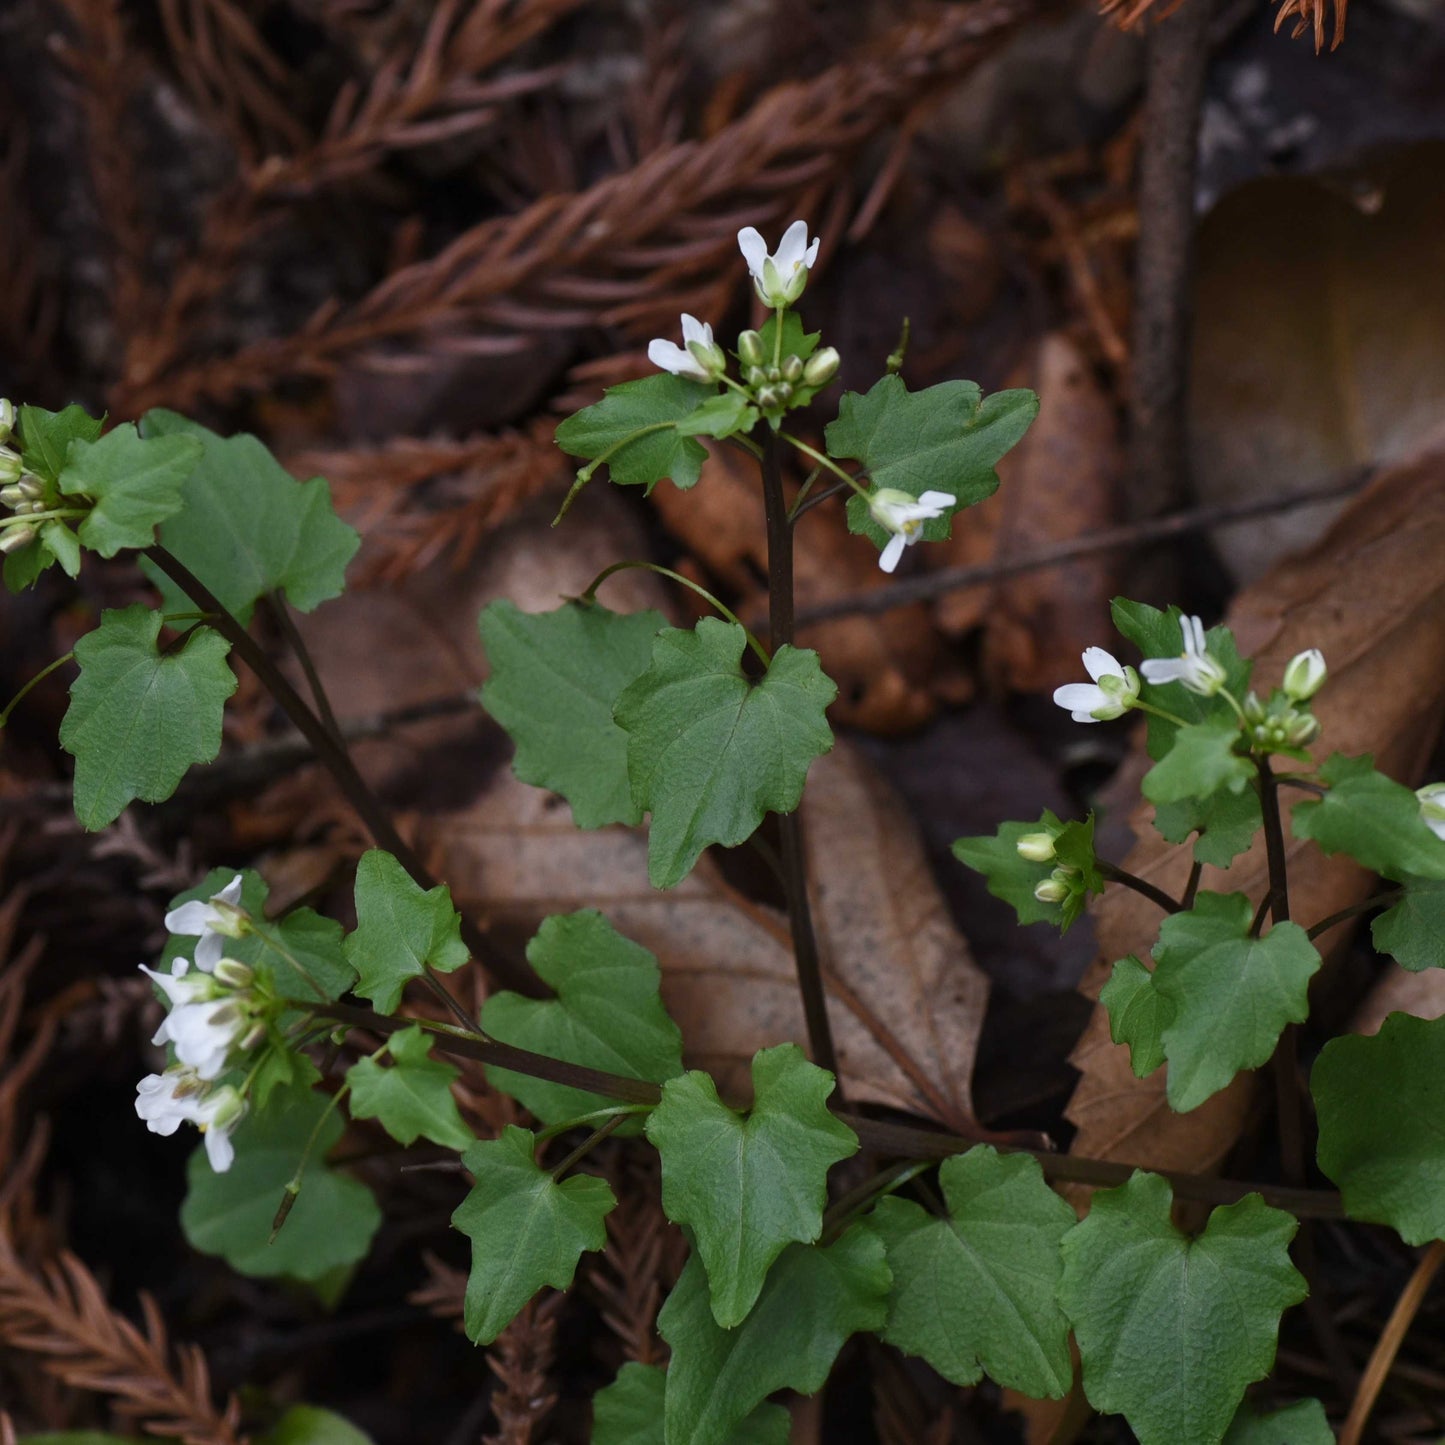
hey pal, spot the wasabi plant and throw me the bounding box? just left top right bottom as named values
left=4, top=219, right=1440, bottom=1444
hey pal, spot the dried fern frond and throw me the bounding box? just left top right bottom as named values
left=289, top=420, right=567, bottom=581
left=483, top=1294, right=561, bottom=1445
left=120, top=0, right=1055, bottom=414
left=410, top=1250, right=467, bottom=1327
left=0, top=1238, right=245, bottom=1445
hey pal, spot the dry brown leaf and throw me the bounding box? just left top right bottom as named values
left=428, top=739, right=990, bottom=1128
left=935, top=332, right=1120, bottom=691
left=1190, top=142, right=1445, bottom=581
left=1065, top=443, right=1445, bottom=1178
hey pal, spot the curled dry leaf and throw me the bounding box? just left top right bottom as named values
left=1191, top=142, right=1445, bottom=582
left=1066, top=441, right=1445, bottom=1181
left=934, top=332, right=1120, bottom=693
left=429, top=739, right=990, bottom=1128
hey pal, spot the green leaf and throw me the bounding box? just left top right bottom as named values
left=1291, top=753, right=1445, bottom=882
left=869, top=1146, right=1075, bottom=1396
left=60, top=423, right=202, bottom=557
left=1222, top=1398, right=1333, bottom=1444
left=40, top=520, right=81, bottom=578
left=951, top=811, right=1098, bottom=931
left=18, top=403, right=104, bottom=485
left=1153, top=786, right=1263, bottom=868
left=258, top=1405, right=376, bottom=1445
left=1314, top=1011, right=1445, bottom=1243
left=1057, top=1172, right=1305, bottom=1445
left=140, top=409, right=359, bottom=619
left=756, top=312, right=820, bottom=365
left=1150, top=892, right=1320, bottom=1112
left=450, top=1125, right=615, bottom=1344
left=1111, top=600, right=1252, bottom=757
left=1142, top=716, right=1254, bottom=806
left=482, top=910, right=683, bottom=1129
left=479, top=600, right=664, bottom=829
left=1372, top=876, right=1445, bottom=971
left=554, top=373, right=715, bottom=491
left=828, top=376, right=1037, bottom=546
left=161, top=867, right=355, bottom=1004
left=645, top=1043, right=857, bottom=1327
left=343, top=849, right=469, bottom=1013
left=613, top=619, right=836, bottom=890
left=674, top=391, right=759, bottom=440
left=1100, top=954, right=1170, bottom=1078
left=180, top=1083, right=382, bottom=1281
left=4, top=538, right=57, bottom=592
left=346, top=1024, right=473, bottom=1151
left=658, top=1229, right=890, bottom=1445
left=590, top=1363, right=790, bottom=1445
left=59, top=605, right=237, bottom=830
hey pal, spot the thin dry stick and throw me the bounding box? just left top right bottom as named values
left=1341, top=1240, right=1445, bottom=1445
left=794, top=473, right=1367, bottom=625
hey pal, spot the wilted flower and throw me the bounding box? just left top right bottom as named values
left=1281, top=648, right=1327, bottom=702
left=164, top=874, right=246, bottom=972
left=1418, top=783, right=1445, bottom=842
left=1140, top=615, right=1227, bottom=697
left=866, top=488, right=955, bottom=573
left=737, top=220, right=821, bottom=308
left=1053, top=648, right=1141, bottom=722
left=647, top=314, right=725, bottom=382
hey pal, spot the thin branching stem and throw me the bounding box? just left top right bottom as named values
left=1097, top=859, right=1183, bottom=914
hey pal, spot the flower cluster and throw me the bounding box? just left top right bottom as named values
left=134, top=876, right=263, bottom=1172
left=0, top=399, right=45, bottom=557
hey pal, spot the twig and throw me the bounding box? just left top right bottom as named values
left=1341, top=1241, right=1445, bottom=1445
left=793, top=473, right=1368, bottom=626
left=1127, top=0, right=1214, bottom=516
left=1098, top=859, right=1183, bottom=914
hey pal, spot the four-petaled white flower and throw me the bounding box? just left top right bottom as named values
left=1053, top=648, right=1141, bottom=722
left=164, top=874, right=245, bottom=972
left=1140, top=614, right=1227, bottom=697
left=867, top=487, right=956, bottom=573
left=135, top=1068, right=246, bottom=1172
left=140, top=960, right=248, bottom=1080
left=737, top=221, right=821, bottom=308
left=1418, top=782, right=1445, bottom=842
left=647, top=314, right=723, bottom=382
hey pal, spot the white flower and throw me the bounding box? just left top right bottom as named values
left=1418, top=783, right=1445, bottom=842
left=1053, top=648, right=1141, bottom=722
left=1140, top=615, right=1227, bottom=697
left=647, top=313, right=723, bottom=382
left=140, top=961, right=247, bottom=1080
left=737, top=220, right=821, bottom=308
left=1282, top=648, right=1327, bottom=702
left=867, top=487, right=955, bottom=573
left=164, top=874, right=245, bottom=972
left=135, top=1070, right=246, bottom=1172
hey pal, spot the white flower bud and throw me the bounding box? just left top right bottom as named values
left=1418, top=783, right=1445, bottom=842
left=781, top=354, right=804, bottom=384
left=803, top=347, right=841, bottom=387
left=737, top=330, right=766, bottom=368
left=212, top=958, right=255, bottom=989
left=0, top=525, right=36, bottom=554
left=1033, top=877, right=1070, bottom=904
left=0, top=448, right=22, bottom=486
left=1016, top=832, right=1057, bottom=863
left=1282, top=648, right=1326, bottom=702
left=0, top=399, right=15, bottom=443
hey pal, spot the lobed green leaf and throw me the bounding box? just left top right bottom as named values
left=553, top=373, right=715, bottom=491
left=346, top=1024, right=473, bottom=1151
left=1222, top=1398, right=1333, bottom=1444
left=1372, top=876, right=1445, bottom=971
left=1100, top=954, right=1170, bottom=1078
left=646, top=1044, right=857, bottom=1327
left=1141, top=716, right=1254, bottom=807
left=590, top=1363, right=789, bottom=1445
left=60, top=422, right=202, bottom=557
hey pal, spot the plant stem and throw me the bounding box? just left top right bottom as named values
left=267, top=591, right=343, bottom=745
left=0, top=651, right=75, bottom=726
left=1181, top=860, right=1203, bottom=909
left=311, top=998, right=1346, bottom=1218
left=1341, top=1240, right=1445, bottom=1445
left=1096, top=860, right=1183, bottom=914
left=777, top=432, right=868, bottom=503
left=143, top=545, right=533, bottom=1007
left=758, top=429, right=842, bottom=1086
left=548, top=1112, right=630, bottom=1181
left=1307, top=890, right=1405, bottom=941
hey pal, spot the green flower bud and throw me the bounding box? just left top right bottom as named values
left=1033, top=876, right=1070, bottom=904
left=0, top=448, right=21, bottom=486
left=0, top=526, right=36, bottom=554
left=213, top=958, right=256, bottom=989
left=1282, top=648, right=1326, bottom=703
left=1016, top=831, right=1057, bottom=863
left=781, top=354, right=804, bottom=384
left=0, top=399, right=14, bottom=444
left=737, top=331, right=766, bottom=368
left=746, top=365, right=768, bottom=387
left=756, top=385, right=781, bottom=408
left=802, top=346, right=841, bottom=387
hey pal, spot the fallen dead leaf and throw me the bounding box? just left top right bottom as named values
left=1065, top=442, right=1445, bottom=1180
left=934, top=332, right=1120, bottom=693
left=1191, top=141, right=1445, bottom=582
